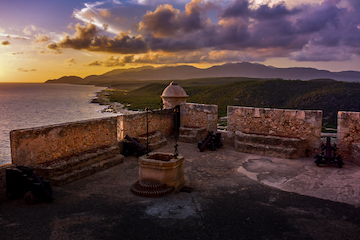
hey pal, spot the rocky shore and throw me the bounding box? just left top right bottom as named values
left=91, top=89, right=136, bottom=115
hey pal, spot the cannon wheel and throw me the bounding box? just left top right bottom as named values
left=337, top=157, right=343, bottom=168
left=314, top=155, right=321, bottom=166
left=338, top=161, right=343, bottom=168
left=24, top=191, right=36, bottom=205
left=47, top=186, right=53, bottom=195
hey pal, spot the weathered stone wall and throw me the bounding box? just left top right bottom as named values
left=227, top=106, right=323, bottom=152
left=337, top=111, right=360, bottom=164
left=117, top=109, right=174, bottom=140
left=10, top=117, right=118, bottom=166
left=218, top=130, right=235, bottom=145
left=180, top=103, right=218, bottom=133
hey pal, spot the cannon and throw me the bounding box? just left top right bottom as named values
left=6, top=166, right=53, bottom=204
left=122, top=135, right=148, bottom=157
left=198, top=131, right=223, bottom=152
left=314, top=136, right=344, bottom=168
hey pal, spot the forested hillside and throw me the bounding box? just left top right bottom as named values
left=108, top=78, right=360, bottom=128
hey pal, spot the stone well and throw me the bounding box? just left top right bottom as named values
left=138, top=152, right=185, bottom=191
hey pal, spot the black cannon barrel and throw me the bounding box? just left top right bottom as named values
left=200, top=135, right=213, bottom=152
left=125, top=135, right=146, bottom=151
left=32, top=172, right=53, bottom=202
left=325, top=136, right=332, bottom=160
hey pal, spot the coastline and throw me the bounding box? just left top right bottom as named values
left=91, top=88, right=137, bottom=115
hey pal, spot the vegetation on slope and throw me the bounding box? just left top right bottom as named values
left=109, top=83, right=168, bottom=110
left=108, top=78, right=360, bottom=128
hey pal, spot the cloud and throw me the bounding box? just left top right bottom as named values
left=99, top=9, right=112, bottom=18
left=221, top=0, right=250, bottom=18
left=66, top=58, right=76, bottom=63
left=96, top=49, right=264, bottom=65
left=85, top=60, right=103, bottom=66
left=39, top=45, right=62, bottom=54
left=290, top=44, right=353, bottom=61
left=47, top=43, right=58, bottom=50
left=23, top=28, right=32, bottom=36
left=85, top=55, right=133, bottom=67
left=73, top=1, right=128, bottom=35
left=102, top=56, right=126, bottom=66
left=23, top=25, right=37, bottom=36
left=134, top=0, right=191, bottom=5
left=0, top=33, right=29, bottom=40
left=139, top=1, right=213, bottom=37
left=55, top=23, right=98, bottom=49
left=49, top=0, right=360, bottom=63
left=11, top=52, right=24, bottom=55
left=17, top=68, right=36, bottom=72
left=203, top=49, right=268, bottom=62
left=137, top=0, right=308, bottom=52
left=39, top=50, right=62, bottom=54
left=48, top=23, right=148, bottom=54
left=139, top=4, right=182, bottom=37
left=66, top=58, right=77, bottom=66
left=33, top=33, right=51, bottom=43
left=130, top=52, right=206, bottom=63
left=1, top=40, right=10, bottom=45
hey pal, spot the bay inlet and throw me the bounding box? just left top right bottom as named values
left=0, top=83, right=119, bottom=166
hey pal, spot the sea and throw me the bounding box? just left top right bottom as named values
left=0, top=83, right=119, bottom=166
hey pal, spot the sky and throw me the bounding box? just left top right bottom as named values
left=1, top=0, right=360, bottom=82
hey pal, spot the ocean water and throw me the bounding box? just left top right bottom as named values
left=0, top=83, right=118, bottom=166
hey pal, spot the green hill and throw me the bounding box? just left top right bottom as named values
left=108, top=78, right=360, bottom=128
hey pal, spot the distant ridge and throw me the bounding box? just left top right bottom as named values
left=46, top=76, right=84, bottom=84
left=45, top=62, right=360, bottom=84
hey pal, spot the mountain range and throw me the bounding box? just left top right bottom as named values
left=45, top=62, right=360, bottom=85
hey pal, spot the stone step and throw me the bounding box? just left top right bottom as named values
left=235, top=131, right=305, bottom=148
left=235, top=141, right=299, bottom=159
left=137, top=131, right=163, bottom=146
left=179, top=134, right=197, bottom=143
left=50, top=154, right=124, bottom=186
left=179, top=127, right=207, bottom=143
left=136, top=131, right=167, bottom=151
left=148, top=137, right=167, bottom=151
left=34, top=146, right=121, bottom=179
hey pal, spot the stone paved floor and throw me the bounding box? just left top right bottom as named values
left=1, top=140, right=360, bottom=240
left=238, top=155, right=360, bottom=206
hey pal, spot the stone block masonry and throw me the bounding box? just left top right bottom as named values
left=228, top=106, right=323, bottom=155
left=337, top=111, right=360, bottom=164
left=10, top=117, right=118, bottom=166
left=117, top=109, right=175, bottom=140
left=180, top=103, right=218, bottom=133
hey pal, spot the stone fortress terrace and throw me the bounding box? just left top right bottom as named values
left=1, top=82, right=360, bottom=239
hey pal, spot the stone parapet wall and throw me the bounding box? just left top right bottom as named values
left=218, top=130, right=235, bottom=145
left=227, top=106, right=323, bottom=153
left=337, top=111, right=360, bottom=164
left=117, top=109, right=174, bottom=140
left=180, top=103, right=218, bottom=133
left=10, top=117, right=118, bottom=166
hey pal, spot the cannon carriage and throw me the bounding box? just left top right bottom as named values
left=314, top=136, right=344, bottom=168
left=6, top=166, right=53, bottom=204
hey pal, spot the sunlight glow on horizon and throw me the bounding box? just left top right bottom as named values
left=1, top=0, right=360, bottom=83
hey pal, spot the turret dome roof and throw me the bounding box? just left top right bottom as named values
left=161, top=82, right=188, bottom=97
